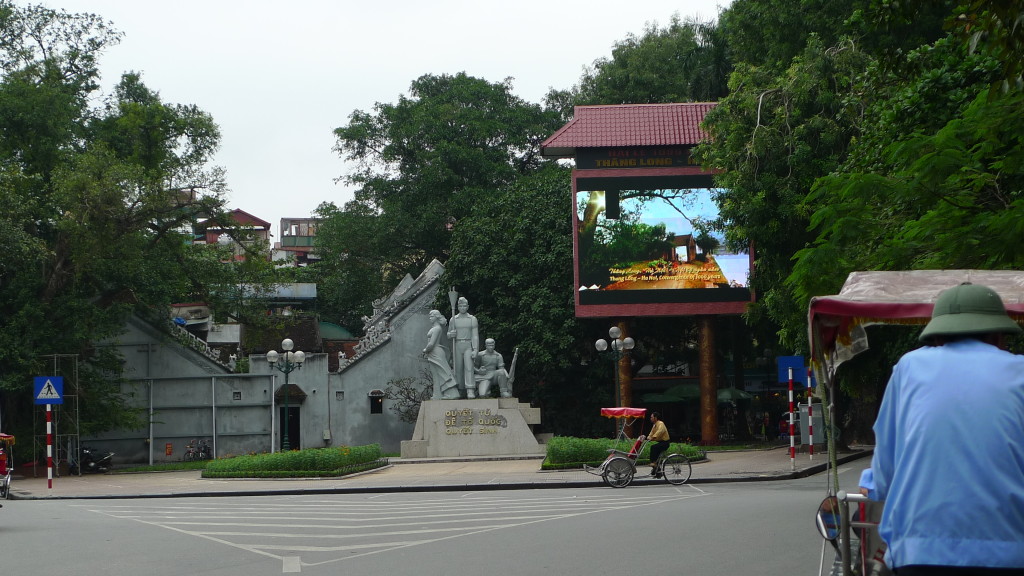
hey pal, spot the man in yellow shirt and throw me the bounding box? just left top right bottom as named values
left=641, top=411, right=670, bottom=477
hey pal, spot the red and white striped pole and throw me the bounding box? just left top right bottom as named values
left=788, top=366, right=795, bottom=471
left=807, top=367, right=814, bottom=460
left=46, top=404, right=53, bottom=493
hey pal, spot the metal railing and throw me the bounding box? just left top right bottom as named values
left=829, top=491, right=889, bottom=576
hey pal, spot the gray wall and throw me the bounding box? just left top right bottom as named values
left=328, top=295, right=436, bottom=453
left=86, top=262, right=445, bottom=462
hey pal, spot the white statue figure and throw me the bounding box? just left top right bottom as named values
left=423, top=310, right=459, bottom=400
left=446, top=296, right=479, bottom=398
left=474, top=338, right=512, bottom=398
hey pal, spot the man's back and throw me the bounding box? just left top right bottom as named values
left=872, top=339, right=1024, bottom=569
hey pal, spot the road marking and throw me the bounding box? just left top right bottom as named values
left=80, top=488, right=711, bottom=571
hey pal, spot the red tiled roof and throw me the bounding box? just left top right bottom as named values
left=228, top=209, right=272, bottom=228
left=195, top=208, right=272, bottom=231
left=541, top=102, right=717, bottom=158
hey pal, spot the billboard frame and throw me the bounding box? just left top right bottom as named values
left=572, top=167, right=754, bottom=318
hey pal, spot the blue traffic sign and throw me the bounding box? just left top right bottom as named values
left=33, top=376, right=63, bottom=404
left=776, top=356, right=809, bottom=386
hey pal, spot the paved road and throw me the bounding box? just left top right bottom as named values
left=1, top=464, right=868, bottom=576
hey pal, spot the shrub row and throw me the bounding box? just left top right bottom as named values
left=202, top=444, right=385, bottom=478
left=542, top=436, right=706, bottom=470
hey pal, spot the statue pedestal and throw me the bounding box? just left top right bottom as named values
left=400, top=398, right=545, bottom=458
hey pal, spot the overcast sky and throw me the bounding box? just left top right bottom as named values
left=45, top=0, right=728, bottom=239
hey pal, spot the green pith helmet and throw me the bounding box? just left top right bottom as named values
left=919, top=282, right=1023, bottom=342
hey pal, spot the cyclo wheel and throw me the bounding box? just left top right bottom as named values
left=662, top=453, right=692, bottom=485
left=602, top=457, right=634, bottom=488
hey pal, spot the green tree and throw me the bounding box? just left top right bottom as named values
left=548, top=14, right=731, bottom=114
left=719, top=0, right=859, bottom=72
left=581, top=14, right=730, bottom=104
left=792, top=87, right=1023, bottom=299
left=441, top=164, right=604, bottom=427
left=699, top=34, right=872, bottom=350
left=311, top=200, right=395, bottom=332
left=957, top=0, right=1024, bottom=91
left=0, top=4, right=255, bottom=438
left=320, top=73, right=564, bottom=331
left=787, top=2, right=1019, bottom=302
left=718, top=0, right=1021, bottom=443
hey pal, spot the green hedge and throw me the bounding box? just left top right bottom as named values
left=202, top=444, right=386, bottom=478
left=542, top=436, right=706, bottom=470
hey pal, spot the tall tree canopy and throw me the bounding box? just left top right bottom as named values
left=0, top=3, right=256, bottom=435
left=700, top=0, right=963, bottom=350
left=789, top=16, right=1023, bottom=299
left=701, top=0, right=1023, bottom=441
left=549, top=14, right=730, bottom=113
left=322, top=73, right=564, bottom=331
left=321, top=0, right=1023, bottom=439
left=441, top=164, right=577, bottom=383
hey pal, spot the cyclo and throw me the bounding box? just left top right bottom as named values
left=583, top=407, right=691, bottom=488
left=808, top=270, right=1024, bottom=576
left=0, top=432, right=14, bottom=499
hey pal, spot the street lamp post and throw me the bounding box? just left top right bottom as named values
left=595, top=326, right=635, bottom=407
left=267, top=338, right=305, bottom=451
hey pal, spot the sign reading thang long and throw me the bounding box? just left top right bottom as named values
left=575, top=146, right=697, bottom=170
left=401, top=398, right=545, bottom=458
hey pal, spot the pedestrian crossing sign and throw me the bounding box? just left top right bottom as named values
left=33, top=376, right=63, bottom=404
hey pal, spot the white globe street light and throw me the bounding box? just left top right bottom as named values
left=267, top=338, right=305, bottom=451
left=595, top=325, right=635, bottom=406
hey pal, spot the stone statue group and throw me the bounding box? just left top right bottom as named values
left=422, top=296, right=514, bottom=400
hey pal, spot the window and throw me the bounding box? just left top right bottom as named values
left=368, top=390, right=385, bottom=414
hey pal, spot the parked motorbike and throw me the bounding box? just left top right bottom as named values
left=197, top=438, right=213, bottom=460
left=184, top=438, right=213, bottom=461
left=69, top=446, right=114, bottom=474
left=184, top=439, right=198, bottom=461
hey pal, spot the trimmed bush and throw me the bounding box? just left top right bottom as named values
left=542, top=436, right=706, bottom=470
left=202, top=444, right=385, bottom=478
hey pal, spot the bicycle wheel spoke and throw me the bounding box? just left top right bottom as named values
left=662, top=454, right=692, bottom=485
left=603, top=457, right=634, bottom=488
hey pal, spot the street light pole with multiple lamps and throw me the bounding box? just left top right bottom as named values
left=595, top=325, right=635, bottom=407
left=267, top=338, right=305, bottom=451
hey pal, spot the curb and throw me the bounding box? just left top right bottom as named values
left=11, top=450, right=872, bottom=501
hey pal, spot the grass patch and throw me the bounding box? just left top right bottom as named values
left=541, top=436, right=707, bottom=470
left=202, top=444, right=386, bottom=479
left=115, top=444, right=390, bottom=478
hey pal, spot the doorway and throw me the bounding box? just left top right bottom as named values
left=279, top=406, right=300, bottom=450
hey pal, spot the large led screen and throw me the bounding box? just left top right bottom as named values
left=574, top=187, right=753, bottom=317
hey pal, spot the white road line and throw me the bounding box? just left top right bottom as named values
left=82, top=487, right=713, bottom=572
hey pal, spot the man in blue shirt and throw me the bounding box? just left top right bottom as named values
left=871, top=283, right=1024, bottom=575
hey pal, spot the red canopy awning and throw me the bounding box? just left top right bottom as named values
left=809, top=270, right=1024, bottom=374
left=600, top=407, right=647, bottom=419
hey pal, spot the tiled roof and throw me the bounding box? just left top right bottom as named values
left=229, top=209, right=272, bottom=228
left=541, top=102, right=717, bottom=158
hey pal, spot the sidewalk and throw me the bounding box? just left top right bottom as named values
left=7, top=447, right=871, bottom=500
